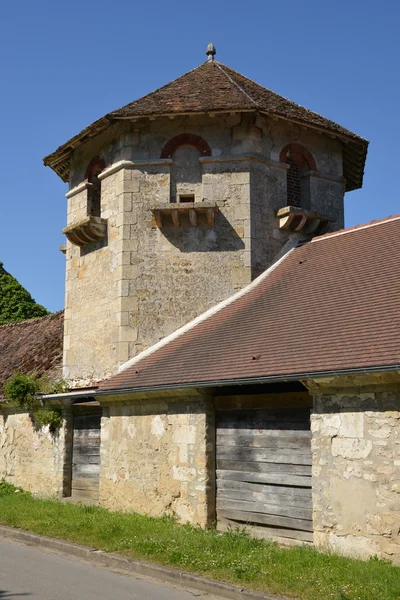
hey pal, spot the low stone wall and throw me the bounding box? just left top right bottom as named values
left=312, top=390, right=400, bottom=563
left=0, top=410, right=68, bottom=498
left=99, top=394, right=215, bottom=527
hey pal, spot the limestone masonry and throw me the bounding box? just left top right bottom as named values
left=63, top=114, right=345, bottom=387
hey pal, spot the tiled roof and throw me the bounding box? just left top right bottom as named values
left=0, top=311, right=64, bottom=397
left=43, top=60, right=367, bottom=191
left=99, top=216, right=400, bottom=393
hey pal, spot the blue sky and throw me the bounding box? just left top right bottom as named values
left=0, top=0, right=398, bottom=312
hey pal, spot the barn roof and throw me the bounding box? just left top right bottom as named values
left=0, top=311, right=64, bottom=398
left=99, top=215, right=400, bottom=394
left=43, top=60, right=368, bottom=192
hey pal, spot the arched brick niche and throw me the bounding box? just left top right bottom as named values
left=160, top=134, right=211, bottom=159
left=85, top=156, right=106, bottom=182
left=85, top=156, right=105, bottom=217
left=280, top=143, right=316, bottom=208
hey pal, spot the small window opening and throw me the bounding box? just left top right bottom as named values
left=286, top=158, right=302, bottom=207
left=179, top=194, right=195, bottom=203
left=280, top=144, right=316, bottom=209
left=85, top=157, right=105, bottom=218
left=88, top=167, right=102, bottom=216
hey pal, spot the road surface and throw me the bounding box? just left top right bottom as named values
left=0, top=538, right=217, bottom=599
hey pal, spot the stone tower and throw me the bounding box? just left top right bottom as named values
left=44, top=47, right=368, bottom=387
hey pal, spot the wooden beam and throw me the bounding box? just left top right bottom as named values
left=154, top=210, right=163, bottom=228
left=217, top=508, right=313, bottom=532
left=171, top=209, right=180, bottom=227
left=206, top=207, right=215, bottom=227
left=189, top=208, right=197, bottom=227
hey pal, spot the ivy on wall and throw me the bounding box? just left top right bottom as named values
left=3, top=372, right=68, bottom=433
left=0, top=262, right=48, bottom=325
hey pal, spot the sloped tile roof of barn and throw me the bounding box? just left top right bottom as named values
left=99, top=215, right=400, bottom=393
left=0, top=311, right=64, bottom=398
left=43, top=60, right=368, bottom=191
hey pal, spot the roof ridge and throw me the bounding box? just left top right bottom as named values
left=215, top=62, right=258, bottom=108
left=311, top=214, right=400, bottom=243
left=116, top=248, right=296, bottom=376
left=0, top=310, right=64, bottom=331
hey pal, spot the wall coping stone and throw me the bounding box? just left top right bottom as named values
left=98, top=159, right=172, bottom=181
left=65, top=181, right=93, bottom=199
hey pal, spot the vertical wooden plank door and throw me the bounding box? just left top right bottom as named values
left=71, top=411, right=101, bottom=502
left=216, top=407, right=313, bottom=544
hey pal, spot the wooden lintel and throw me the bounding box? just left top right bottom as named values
left=189, top=208, right=197, bottom=227
left=154, top=210, right=163, bottom=228
left=171, top=209, right=180, bottom=227
left=206, top=207, right=215, bottom=228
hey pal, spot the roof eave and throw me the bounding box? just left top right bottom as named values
left=43, top=108, right=368, bottom=190
left=42, top=364, right=400, bottom=401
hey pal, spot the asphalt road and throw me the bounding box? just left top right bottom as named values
left=0, top=538, right=216, bottom=599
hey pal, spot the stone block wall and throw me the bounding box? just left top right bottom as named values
left=0, top=411, right=68, bottom=498
left=311, top=390, right=400, bottom=563
left=99, top=394, right=215, bottom=527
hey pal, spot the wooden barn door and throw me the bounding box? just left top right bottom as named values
left=216, top=407, right=313, bottom=544
left=71, top=406, right=101, bottom=503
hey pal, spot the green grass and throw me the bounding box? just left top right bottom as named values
left=0, top=482, right=398, bottom=600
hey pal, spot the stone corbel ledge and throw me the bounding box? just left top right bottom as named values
left=62, top=216, right=107, bottom=246
left=98, top=159, right=173, bottom=181
left=277, top=206, right=333, bottom=233
left=199, top=155, right=289, bottom=170
left=152, top=201, right=218, bottom=228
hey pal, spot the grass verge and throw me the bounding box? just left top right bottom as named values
left=0, top=481, right=399, bottom=600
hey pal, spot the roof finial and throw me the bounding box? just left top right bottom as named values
left=206, top=42, right=216, bottom=62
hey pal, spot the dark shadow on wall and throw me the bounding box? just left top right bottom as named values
left=0, top=592, right=31, bottom=597
left=80, top=230, right=109, bottom=258
left=313, top=394, right=400, bottom=414
left=157, top=210, right=245, bottom=253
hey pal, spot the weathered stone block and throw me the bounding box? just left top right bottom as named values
left=331, top=437, right=372, bottom=459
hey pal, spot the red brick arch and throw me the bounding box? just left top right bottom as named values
left=160, top=134, right=211, bottom=159
left=85, top=155, right=106, bottom=182
left=279, top=143, right=317, bottom=171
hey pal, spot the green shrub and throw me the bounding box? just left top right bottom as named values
left=38, top=375, right=69, bottom=395
left=3, top=372, right=40, bottom=410
left=3, top=373, right=68, bottom=434
left=34, top=408, right=63, bottom=432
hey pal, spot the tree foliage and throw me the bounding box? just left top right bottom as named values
left=0, top=262, right=48, bottom=325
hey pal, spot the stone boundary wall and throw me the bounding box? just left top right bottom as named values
left=311, top=390, right=400, bottom=564
left=99, top=395, right=215, bottom=527
left=0, top=410, right=69, bottom=498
